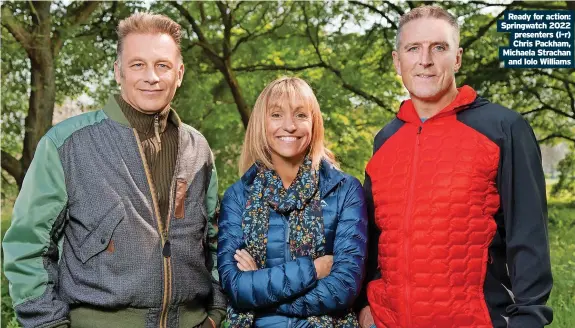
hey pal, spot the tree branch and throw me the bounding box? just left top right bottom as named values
left=565, top=81, right=575, bottom=116
left=234, top=63, right=326, bottom=72
left=216, top=1, right=232, bottom=59
left=520, top=104, right=551, bottom=116
left=302, top=4, right=324, bottom=63
left=52, top=1, right=102, bottom=56
left=515, top=1, right=569, bottom=10
left=524, top=87, right=575, bottom=119
left=538, top=134, right=575, bottom=144
left=1, top=150, right=22, bottom=183
left=231, top=4, right=292, bottom=54
left=301, top=3, right=392, bottom=111
left=1, top=5, right=34, bottom=56
left=461, top=3, right=512, bottom=49
left=350, top=1, right=398, bottom=30
left=382, top=1, right=405, bottom=15
left=530, top=69, right=575, bottom=87
left=171, top=1, right=221, bottom=62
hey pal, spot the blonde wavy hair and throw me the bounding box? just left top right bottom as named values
left=239, top=77, right=338, bottom=175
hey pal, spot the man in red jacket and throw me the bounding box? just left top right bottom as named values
left=357, top=5, right=553, bottom=328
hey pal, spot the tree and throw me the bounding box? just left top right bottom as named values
left=0, top=1, right=141, bottom=188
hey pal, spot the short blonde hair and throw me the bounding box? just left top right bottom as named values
left=396, top=5, right=460, bottom=49
left=116, top=13, right=182, bottom=61
left=239, top=77, right=338, bottom=174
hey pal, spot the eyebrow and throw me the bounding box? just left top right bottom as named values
left=127, top=57, right=174, bottom=63
left=403, top=41, right=450, bottom=49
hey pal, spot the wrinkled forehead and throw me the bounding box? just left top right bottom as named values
left=266, top=82, right=315, bottom=113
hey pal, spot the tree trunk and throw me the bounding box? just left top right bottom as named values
left=20, top=55, right=56, bottom=187
left=221, top=64, right=251, bottom=129
left=19, top=1, right=55, bottom=188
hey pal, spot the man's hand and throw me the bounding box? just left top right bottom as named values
left=359, top=306, right=375, bottom=328
left=313, top=255, right=333, bottom=279
left=234, top=249, right=258, bottom=271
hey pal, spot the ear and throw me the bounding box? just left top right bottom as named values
left=114, top=61, right=122, bottom=85
left=454, top=47, right=463, bottom=73
left=392, top=50, right=401, bottom=76
left=177, top=62, right=185, bottom=88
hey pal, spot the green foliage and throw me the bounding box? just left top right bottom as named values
left=547, top=194, right=575, bottom=328
left=552, top=149, right=575, bottom=197
left=1, top=1, right=574, bottom=324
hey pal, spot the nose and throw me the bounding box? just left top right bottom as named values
left=282, top=116, right=297, bottom=133
left=144, top=67, right=160, bottom=84
left=419, top=47, right=433, bottom=68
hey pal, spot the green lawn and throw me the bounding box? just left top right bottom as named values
left=1, top=194, right=574, bottom=328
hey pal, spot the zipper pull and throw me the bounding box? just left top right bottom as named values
left=417, top=126, right=422, bottom=145
left=154, top=114, right=162, bottom=151
left=162, top=240, right=171, bottom=257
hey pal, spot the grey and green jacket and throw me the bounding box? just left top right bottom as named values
left=2, top=96, right=226, bottom=328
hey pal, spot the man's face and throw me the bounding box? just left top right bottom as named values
left=392, top=18, right=462, bottom=103
left=114, top=33, right=184, bottom=114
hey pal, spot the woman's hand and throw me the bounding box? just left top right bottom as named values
left=234, top=249, right=258, bottom=271
left=313, top=255, right=334, bottom=279
left=359, top=306, right=376, bottom=328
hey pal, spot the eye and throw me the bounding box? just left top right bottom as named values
left=158, top=63, right=169, bottom=68
left=270, top=112, right=281, bottom=118
left=407, top=46, right=419, bottom=52
left=296, top=112, right=308, bottom=119
left=131, top=63, right=143, bottom=68
left=433, top=45, right=446, bottom=51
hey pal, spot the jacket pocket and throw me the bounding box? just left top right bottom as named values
left=76, top=203, right=125, bottom=264
left=175, top=179, right=188, bottom=219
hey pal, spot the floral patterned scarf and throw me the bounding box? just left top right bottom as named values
left=227, top=157, right=358, bottom=327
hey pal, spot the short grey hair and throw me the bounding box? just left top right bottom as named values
left=395, top=5, right=460, bottom=50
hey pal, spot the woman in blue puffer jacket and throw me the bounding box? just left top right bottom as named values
left=217, top=77, right=367, bottom=328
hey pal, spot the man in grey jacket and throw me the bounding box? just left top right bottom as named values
left=3, top=13, right=226, bottom=328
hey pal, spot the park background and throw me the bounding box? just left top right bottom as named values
left=1, top=1, right=573, bottom=327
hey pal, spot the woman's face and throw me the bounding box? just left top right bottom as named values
left=266, top=100, right=313, bottom=166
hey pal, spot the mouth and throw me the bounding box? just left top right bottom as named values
left=139, top=89, right=163, bottom=94
left=415, top=74, right=436, bottom=79
left=276, top=136, right=301, bottom=142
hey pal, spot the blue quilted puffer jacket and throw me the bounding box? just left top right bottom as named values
left=218, top=160, right=367, bottom=327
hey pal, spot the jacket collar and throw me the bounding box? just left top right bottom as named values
left=397, top=85, right=477, bottom=123
left=241, top=159, right=345, bottom=198
left=102, top=95, right=182, bottom=128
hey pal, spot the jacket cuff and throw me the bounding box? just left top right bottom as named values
left=38, top=319, right=70, bottom=328
left=508, top=314, right=550, bottom=328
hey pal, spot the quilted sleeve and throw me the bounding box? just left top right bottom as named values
left=2, top=136, right=70, bottom=328
left=217, top=182, right=318, bottom=310
left=276, top=177, right=368, bottom=316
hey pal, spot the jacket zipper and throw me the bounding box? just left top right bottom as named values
left=283, top=213, right=293, bottom=328
left=133, top=129, right=176, bottom=328
left=154, top=114, right=162, bottom=151
left=404, top=125, right=422, bottom=327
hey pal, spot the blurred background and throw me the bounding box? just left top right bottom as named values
left=1, top=1, right=573, bottom=327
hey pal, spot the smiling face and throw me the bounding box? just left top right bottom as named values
left=392, top=18, right=462, bottom=105
left=265, top=96, right=313, bottom=167
left=114, top=33, right=184, bottom=114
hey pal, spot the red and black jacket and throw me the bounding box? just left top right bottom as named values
left=358, top=86, right=553, bottom=328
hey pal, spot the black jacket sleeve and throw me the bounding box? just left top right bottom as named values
left=354, top=172, right=381, bottom=311
left=500, top=116, right=553, bottom=327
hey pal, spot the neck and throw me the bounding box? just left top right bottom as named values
left=411, top=84, right=459, bottom=119
left=271, top=154, right=305, bottom=189
left=120, top=93, right=169, bottom=115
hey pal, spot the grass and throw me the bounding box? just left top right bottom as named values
left=1, top=192, right=574, bottom=327
left=547, top=194, right=575, bottom=328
